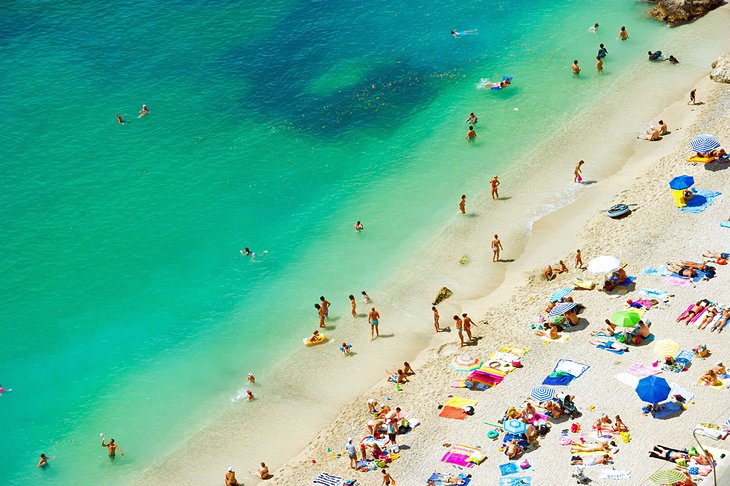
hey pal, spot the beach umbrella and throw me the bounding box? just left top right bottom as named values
left=635, top=375, right=671, bottom=404
left=648, top=469, right=686, bottom=485
left=450, top=355, right=482, bottom=372
left=549, top=287, right=573, bottom=302
left=530, top=385, right=555, bottom=402
left=689, top=134, right=720, bottom=154
left=668, top=175, right=694, bottom=190
left=653, top=339, right=681, bottom=358
left=587, top=256, right=621, bottom=275
left=609, top=310, right=641, bottom=327
left=547, top=301, right=577, bottom=318
left=503, top=419, right=527, bottom=435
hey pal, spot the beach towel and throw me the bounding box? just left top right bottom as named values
left=499, top=477, right=531, bottom=486
left=499, top=463, right=520, bottom=476
left=639, top=288, right=670, bottom=300
left=628, top=363, right=662, bottom=376
left=641, top=267, right=670, bottom=277
left=652, top=401, right=683, bottom=419
left=441, top=451, right=472, bottom=467
left=554, top=359, right=590, bottom=378
left=313, top=472, right=344, bottom=486
left=542, top=372, right=574, bottom=386
left=677, top=304, right=706, bottom=323
left=615, top=373, right=640, bottom=388
left=426, top=472, right=472, bottom=486
left=499, top=345, right=529, bottom=357
left=619, top=276, right=636, bottom=286
left=600, top=469, right=632, bottom=480
left=678, top=189, right=721, bottom=213
left=541, top=335, right=569, bottom=343
left=722, top=221, right=730, bottom=229
left=469, top=369, right=504, bottom=386
left=664, top=276, right=693, bottom=288
left=439, top=406, right=467, bottom=420
left=596, top=341, right=626, bottom=354
left=669, top=383, right=694, bottom=401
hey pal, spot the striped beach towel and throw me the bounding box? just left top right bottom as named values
left=313, top=472, right=343, bottom=486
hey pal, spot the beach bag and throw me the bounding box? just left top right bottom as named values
left=539, top=424, right=549, bottom=436
left=389, top=444, right=399, bottom=453
left=633, top=335, right=642, bottom=345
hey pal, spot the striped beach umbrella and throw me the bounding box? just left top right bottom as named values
left=689, top=134, right=720, bottom=154
left=530, top=385, right=555, bottom=402
left=547, top=301, right=577, bottom=318
left=549, top=287, right=573, bottom=302
left=648, top=469, right=686, bottom=485
left=450, top=355, right=482, bottom=372
left=653, top=339, right=681, bottom=358
left=503, top=419, right=527, bottom=435
left=610, top=310, right=641, bottom=327
left=587, top=256, right=621, bottom=274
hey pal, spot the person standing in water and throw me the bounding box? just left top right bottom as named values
left=349, top=294, right=357, bottom=317
left=466, top=125, right=477, bottom=142
left=368, top=307, right=380, bottom=340
left=572, top=60, right=581, bottom=75
left=596, top=56, right=603, bottom=73
left=314, top=303, right=325, bottom=328
left=618, top=26, right=629, bottom=40
left=492, top=234, right=503, bottom=262
left=320, top=296, right=331, bottom=318
left=100, top=435, right=124, bottom=459
left=459, top=194, right=466, bottom=214
left=465, top=112, right=478, bottom=124
left=354, top=221, right=364, bottom=232
left=574, top=160, right=584, bottom=183
left=247, top=372, right=255, bottom=385
left=688, top=89, right=697, bottom=105
left=138, top=104, right=149, bottom=118
left=597, top=44, right=608, bottom=59
left=38, top=454, right=51, bottom=468
left=490, top=176, right=500, bottom=199
left=432, top=306, right=440, bottom=332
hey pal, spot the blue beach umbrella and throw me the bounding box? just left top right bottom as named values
left=635, top=375, right=671, bottom=404
left=689, top=134, right=720, bottom=154
left=668, top=175, right=694, bottom=190
left=549, top=287, right=573, bottom=302
left=530, top=385, right=555, bottom=402
left=547, top=301, right=577, bottom=318
left=503, top=419, right=527, bottom=435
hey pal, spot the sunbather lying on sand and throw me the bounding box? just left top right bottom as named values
left=534, top=322, right=560, bottom=339
left=649, top=444, right=689, bottom=462
left=698, top=304, right=719, bottom=330
left=711, top=308, right=730, bottom=333
left=677, top=300, right=709, bottom=323
left=697, top=369, right=722, bottom=386
left=589, top=338, right=628, bottom=351
left=639, top=126, right=661, bottom=141
left=591, top=319, right=617, bottom=336
left=427, top=474, right=469, bottom=485
left=703, top=250, right=729, bottom=263
left=571, top=453, right=611, bottom=466
left=680, top=261, right=716, bottom=275
left=667, top=264, right=697, bottom=278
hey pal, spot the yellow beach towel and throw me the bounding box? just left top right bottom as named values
left=445, top=396, right=477, bottom=409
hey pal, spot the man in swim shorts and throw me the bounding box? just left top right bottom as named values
left=619, top=26, right=628, bottom=40
left=465, top=126, right=477, bottom=142
left=490, top=176, right=500, bottom=199
left=572, top=60, right=580, bottom=75
left=453, top=315, right=464, bottom=347
left=368, top=307, right=380, bottom=340
left=101, top=436, right=124, bottom=459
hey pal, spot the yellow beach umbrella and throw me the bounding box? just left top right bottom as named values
left=653, top=339, right=680, bottom=358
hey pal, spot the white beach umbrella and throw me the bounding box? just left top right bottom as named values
left=587, top=256, right=621, bottom=275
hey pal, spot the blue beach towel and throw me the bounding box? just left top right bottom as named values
left=500, top=463, right=520, bottom=476
left=500, top=477, right=531, bottom=486
left=641, top=267, right=670, bottom=277
left=596, top=341, right=626, bottom=354
left=721, top=221, right=730, bottom=228
left=542, top=373, right=574, bottom=386
left=619, top=276, right=636, bottom=286
left=427, top=472, right=472, bottom=486
left=678, top=189, right=721, bottom=213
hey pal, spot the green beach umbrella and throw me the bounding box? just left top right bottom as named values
left=648, top=469, right=685, bottom=485
left=610, top=310, right=641, bottom=328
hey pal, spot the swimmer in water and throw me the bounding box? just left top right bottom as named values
left=572, top=60, right=581, bottom=75
left=465, top=126, right=477, bottom=142
left=597, top=44, right=607, bottom=59
left=38, top=454, right=53, bottom=468
left=116, top=114, right=125, bottom=125
left=589, top=23, right=599, bottom=32
left=138, top=104, right=149, bottom=118
left=667, top=55, right=679, bottom=64
left=619, top=26, right=629, bottom=40
left=451, top=29, right=477, bottom=38
left=354, top=221, right=364, bottom=232
left=465, top=112, right=478, bottom=124
left=240, top=247, right=254, bottom=257
left=459, top=194, right=466, bottom=214
left=247, top=372, right=255, bottom=385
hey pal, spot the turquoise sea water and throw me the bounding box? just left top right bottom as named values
left=0, top=1, right=667, bottom=483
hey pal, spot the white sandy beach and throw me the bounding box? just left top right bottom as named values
left=138, top=5, right=730, bottom=486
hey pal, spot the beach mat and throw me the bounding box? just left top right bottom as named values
left=542, top=373, right=574, bottom=386
left=615, top=373, right=639, bottom=388
left=439, top=406, right=467, bottom=420
left=664, top=276, right=693, bottom=288
left=596, top=341, right=626, bottom=354
left=554, top=359, right=590, bottom=378
left=313, top=472, right=343, bottom=486
left=600, top=469, right=632, bottom=480
left=445, top=396, right=477, bottom=408
left=678, top=189, right=721, bottom=213
left=426, top=472, right=472, bottom=486
left=499, top=477, right=531, bottom=486
left=628, top=363, right=661, bottom=376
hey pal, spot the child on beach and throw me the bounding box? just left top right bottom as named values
left=247, top=372, right=255, bottom=385
left=575, top=249, right=583, bottom=269
left=349, top=294, right=357, bottom=317
left=572, top=60, right=580, bottom=75
left=596, top=56, right=603, bottom=73
left=341, top=342, right=352, bottom=356
left=574, top=160, right=584, bottom=183
left=432, top=306, right=440, bottom=332
left=403, top=362, right=415, bottom=375
left=619, top=26, right=629, bottom=40
left=362, top=291, right=372, bottom=303
left=314, top=304, right=325, bottom=328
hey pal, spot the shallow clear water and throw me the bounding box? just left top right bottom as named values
left=0, top=0, right=665, bottom=483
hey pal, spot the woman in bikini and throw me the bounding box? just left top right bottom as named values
left=711, top=308, right=730, bottom=333
left=698, top=304, right=719, bottom=330
left=677, top=300, right=709, bottom=324
left=534, top=322, right=560, bottom=339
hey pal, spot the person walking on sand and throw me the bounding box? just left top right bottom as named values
left=368, top=307, right=380, bottom=340
left=490, top=176, right=500, bottom=199
left=453, top=315, right=465, bottom=347
left=459, top=194, right=466, bottom=214
left=320, top=296, right=331, bottom=318
left=492, top=234, right=503, bottom=262
left=226, top=466, right=239, bottom=486
left=314, top=303, right=325, bottom=328
left=462, top=313, right=477, bottom=342
left=432, top=306, right=440, bottom=332
left=619, top=26, right=629, bottom=40
left=347, top=439, right=358, bottom=469
left=575, top=249, right=584, bottom=269
left=349, top=294, right=357, bottom=317
left=362, top=291, right=372, bottom=303
left=596, top=56, right=603, bottom=73
left=689, top=89, right=696, bottom=105
left=382, top=469, right=396, bottom=485
left=572, top=60, right=580, bottom=75
left=574, top=160, right=584, bottom=183
left=100, top=435, right=124, bottom=459
left=466, top=125, right=477, bottom=142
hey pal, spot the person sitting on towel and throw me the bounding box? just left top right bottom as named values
left=534, top=322, right=560, bottom=339
left=697, top=369, right=722, bottom=386
left=610, top=267, right=628, bottom=284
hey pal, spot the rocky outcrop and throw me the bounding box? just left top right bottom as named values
left=648, top=0, right=724, bottom=26
left=432, top=287, right=453, bottom=306
left=710, top=53, right=730, bottom=83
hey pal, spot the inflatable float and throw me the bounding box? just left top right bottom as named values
left=687, top=155, right=715, bottom=164
left=607, top=204, right=631, bottom=219
left=303, top=334, right=326, bottom=346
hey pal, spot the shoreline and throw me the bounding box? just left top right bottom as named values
left=137, top=5, right=730, bottom=484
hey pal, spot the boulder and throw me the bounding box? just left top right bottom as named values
left=432, top=287, right=453, bottom=306
left=710, top=53, right=730, bottom=83
left=648, top=0, right=724, bottom=26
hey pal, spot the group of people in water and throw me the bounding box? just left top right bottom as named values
left=116, top=104, right=149, bottom=125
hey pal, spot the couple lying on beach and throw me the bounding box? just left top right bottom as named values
left=666, top=259, right=716, bottom=279
left=649, top=444, right=714, bottom=476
